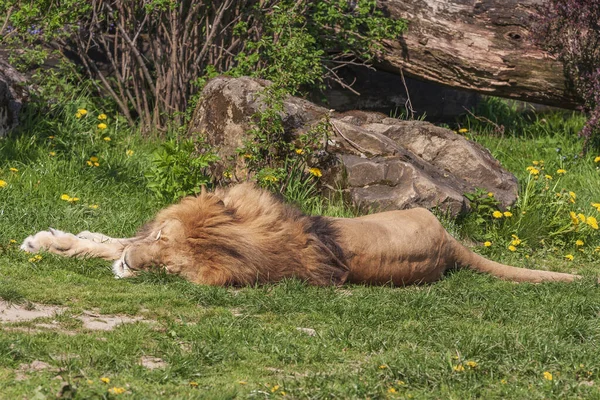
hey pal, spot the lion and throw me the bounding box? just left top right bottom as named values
left=21, top=183, right=580, bottom=286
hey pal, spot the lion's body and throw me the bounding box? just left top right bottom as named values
left=22, top=183, right=579, bottom=285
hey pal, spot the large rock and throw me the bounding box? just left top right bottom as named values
left=188, top=76, right=518, bottom=214
left=0, top=58, right=28, bottom=137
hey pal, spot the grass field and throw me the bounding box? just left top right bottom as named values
left=1, top=98, right=600, bottom=399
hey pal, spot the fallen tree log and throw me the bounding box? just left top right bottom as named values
left=379, top=0, right=579, bottom=109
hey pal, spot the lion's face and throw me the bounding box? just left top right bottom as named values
left=112, top=220, right=193, bottom=279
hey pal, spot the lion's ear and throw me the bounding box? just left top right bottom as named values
left=306, top=235, right=350, bottom=286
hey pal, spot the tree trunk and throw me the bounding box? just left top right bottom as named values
left=379, top=0, right=579, bottom=109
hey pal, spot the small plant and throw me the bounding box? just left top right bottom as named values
left=145, top=137, right=219, bottom=201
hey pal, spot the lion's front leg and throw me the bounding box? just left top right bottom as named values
left=21, top=229, right=130, bottom=261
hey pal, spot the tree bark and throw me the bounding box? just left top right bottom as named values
left=379, top=0, right=579, bottom=109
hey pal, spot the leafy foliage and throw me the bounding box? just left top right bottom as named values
left=145, top=138, right=219, bottom=201
left=534, top=0, right=600, bottom=148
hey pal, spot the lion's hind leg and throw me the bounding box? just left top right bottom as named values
left=21, top=228, right=131, bottom=261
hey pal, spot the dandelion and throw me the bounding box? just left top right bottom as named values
left=108, top=387, right=126, bottom=395
left=126, top=149, right=134, bottom=156
left=543, top=371, right=553, bottom=381
left=86, top=161, right=92, bottom=166
left=527, top=166, right=540, bottom=175
left=557, top=169, right=567, bottom=175
left=569, top=211, right=580, bottom=225
left=532, top=160, right=539, bottom=165
left=492, top=211, right=503, bottom=219
left=397, top=381, right=406, bottom=385
left=242, top=154, right=252, bottom=159
left=503, top=211, right=513, bottom=217
left=595, top=156, right=600, bottom=163
left=75, top=112, right=82, bottom=119
left=263, top=175, right=278, bottom=183
left=98, top=113, right=107, bottom=120
left=501, top=379, right=507, bottom=384
left=103, top=137, right=111, bottom=141
left=586, top=216, right=599, bottom=230
left=49, top=151, right=56, bottom=156
left=89, top=204, right=99, bottom=209
left=453, top=365, right=465, bottom=372
left=9, top=167, right=18, bottom=172
left=592, top=202, right=600, bottom=211
left=484, top=241, right=492, bottom=247
left=458, top=128, right=468, bottom=133
left=100, top=377, right=110, bottom=384
left=487, top=192, right=494, bottom=197
left=295, top=149, right=304, bottom=155
left=48, top=136, right=54, bottom=139
left=569, top=191, right=577, bottom=202
left=28, top=255, right=42, bottom=262
left=576, top=240, right=584, bottom=246
left=9, top=239, right=16, bottom=244
left=97, top=123, right=108, bottom=130
left=508, top=245, right=517, bottom=252
left=379, top=365, right=388, bottom=369
left=77, top=108, right=88, bottom=116
left=578, top=213, right=586, bottom=223
left=90, top=156, right=99, bottom=162
left=189, top=382, right=199, bottom=387
left=238, top=381, right=247, bottom=385
left=60, top=194, right=71, bottom=201
left=0, top=180, right=7, bottom=188
left=271, top=385, right=280, bottom=393
left=565, top=254, right=574, bottom=261
left=545, top=174, right=553, bottom=180
left=388, top=388, right=397, bottom=394
left=511, top=238, right=521, bottom=246
left=466, top=361, right=478, bottom=368
left=309, top=167, right=322, bottom=177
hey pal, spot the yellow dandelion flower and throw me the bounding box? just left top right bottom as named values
left=595, top=156, right=600, bottom=163
left=242, top=153, right=252, bottom=159
left=570, top=211, right=580, bottom=225
left=586, top=216, right=599, bottom=230
left=569, top=191, right=576, bottom=200
left=309, top=167, right=322, bottom=177
left=508, top=245, right=517, bottom=252
left=90, top=156, right=99, bottom=162
left=592, top=203, right=600, bottom=211
left=543, top=371, right=553, bottom=381
left=97, top=123, right=108, bottom=130
left=89, top=204, right=99, bottom=209
left=397, top=381, right=406, bottom=385
left=576, top=240, right=584, bottom=246
left=100, top=377, right=110, bottom=384
left=578, top=213, right=586, bottom=223
left=458, top=128, right=468, bottom=133
left=453, top=365, right=465, bottom=372
left=77, top=108, right=88, bottom=115
left=492, top=211, right=503, bottom=219
left=295, top=148, right=304, bottom=155
left=60, top=194, right=71, bottom=201
left=466, top=361, right=478, bottom=368
left=379, top=365, right=388, bottom=369
left=86, top=160, right=93, bottom=166
left=557, top=169, right=567, bottom=175
left=189, top=381, right=199, bottom=387
left=271, top=385, right=280, bottom=393
left=0, top=180, right=7, bottom=188
left=564, top=254, right=574, bottom=261
left=388, top=388, right=397, bottom=394
left=93, top=162, right=99, bottom=167
left=97, top=113, right=107, bottom=120
left=75, top=112, right=82, bottom=119
left=529, top=167, right=540, bottom=175
left=511, top=238, right=521, bottom=246
left=108, top=387, right=126, bottom=395
left=49, top=151, right=56, bottom=156
left=238, top=381, right=247, bottom=385
left=263, top=175, right=278, bottom=183
left=70, top=197, right=80, bottom=203
left=487, top=192, right=494, bottom=197
left=533, top=160, right=540, bottom=165
left=501, top=379, right=507, bottom=384
left=9, top=167, right=18, bottom=172
left=9, top=239, right=16, bottom=244
left=48, top=135, right=54, bottom=139
left=503, top=211, right=513, bottom=217
left=126, top=149, right=134, bottom=156
left=103, top=136, right=111, bottom=141
left=545, top=174, right=552, bottom=180
left=484, top=241, right=492, bottom=247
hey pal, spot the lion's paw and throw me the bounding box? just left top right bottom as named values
left=20, top=228, right=77, bottom=254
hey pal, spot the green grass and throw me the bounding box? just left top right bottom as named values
left=1, top=97, right=600, bottom=398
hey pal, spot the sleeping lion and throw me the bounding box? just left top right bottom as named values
left=21, top=183, right=579, bottom=286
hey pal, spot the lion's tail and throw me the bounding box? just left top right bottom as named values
left=450, top=237, right=579, bottom=283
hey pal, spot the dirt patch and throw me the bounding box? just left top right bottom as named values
left=15, top=360, right=56, bottom=381
left=0, top=300, right=153, bottom=332
left=140, top=356, right=167, bottom=370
